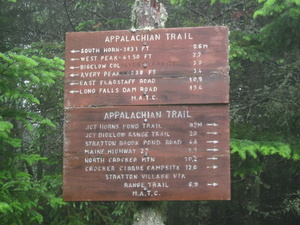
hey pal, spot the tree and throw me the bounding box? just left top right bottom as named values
left=0, top=43, right=123, bottom=225
left=0, top=47, right=65, bottom=224
left=0, top=0, right=137, bottom=52
left=165, top=0, right=300, bottom=224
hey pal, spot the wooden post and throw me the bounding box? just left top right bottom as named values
left=131, top=0, right=168, bottom=29
left=131, top=1, right=168, bottom=224
left=133, top=202, right=167, bottom=225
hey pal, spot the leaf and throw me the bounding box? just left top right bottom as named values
left=40, top=118, right=56, bottom=128
left=210, top=0, right=217, bottom=5
left=29, top=211, right=43, bottom=223
left=49, top=197, right=67, bottom=209
left=17, top=171, right=32, bottom=179
left=0, top=172, right=7, bottom=180
left=10, top=201, right=23, bottom=211
left=0, top=120, right=13, bottom=132
left=231, top=139, right=292, bottom=159
left=19, top=154, right=47, bottom=166
left=0, top=202, right=12, bottom=213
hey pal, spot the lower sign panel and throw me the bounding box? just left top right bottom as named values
left=63, top=105, right=230, bottom=201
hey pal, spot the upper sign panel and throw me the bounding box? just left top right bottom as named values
left=64, top=27, right=229, bottom=107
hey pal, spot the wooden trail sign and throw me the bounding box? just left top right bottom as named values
left=64, top=27, right=229, bottom=107
left=64, top=105, right=230, bottom=201
left=63, top=26, right=230, bottom=201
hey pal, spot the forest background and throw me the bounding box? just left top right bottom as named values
left=0, top=0, right=299, bottom=224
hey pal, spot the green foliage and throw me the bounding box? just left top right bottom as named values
left=253, top=0, right=300, bottom=52
left=0, top=41, right=124, bottom=224
left=0, top=117, right=21, bottom=147
left=210, top=0, right=232, bottom=5
left=231, top=139, right=292, bottom=160
left=19, top=154, right=47, bottom=166
left=76, top=20, right=96, bottom=31
left=231, top=138, right=292, bottom=178
left=254, top=0, right=300, bottom=17
left=0, top=48, right=65, bottom=224
left=112, top=202, right=135, bottom=224
left=71, top=0, right=133, bottom=31
left=165, top=1, right=300, bottom=224
left=284, top=190, right=300, bottom=216
left=74, top=0, right=104, bottom=9
left=170, top=0, right=189, bottom=5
